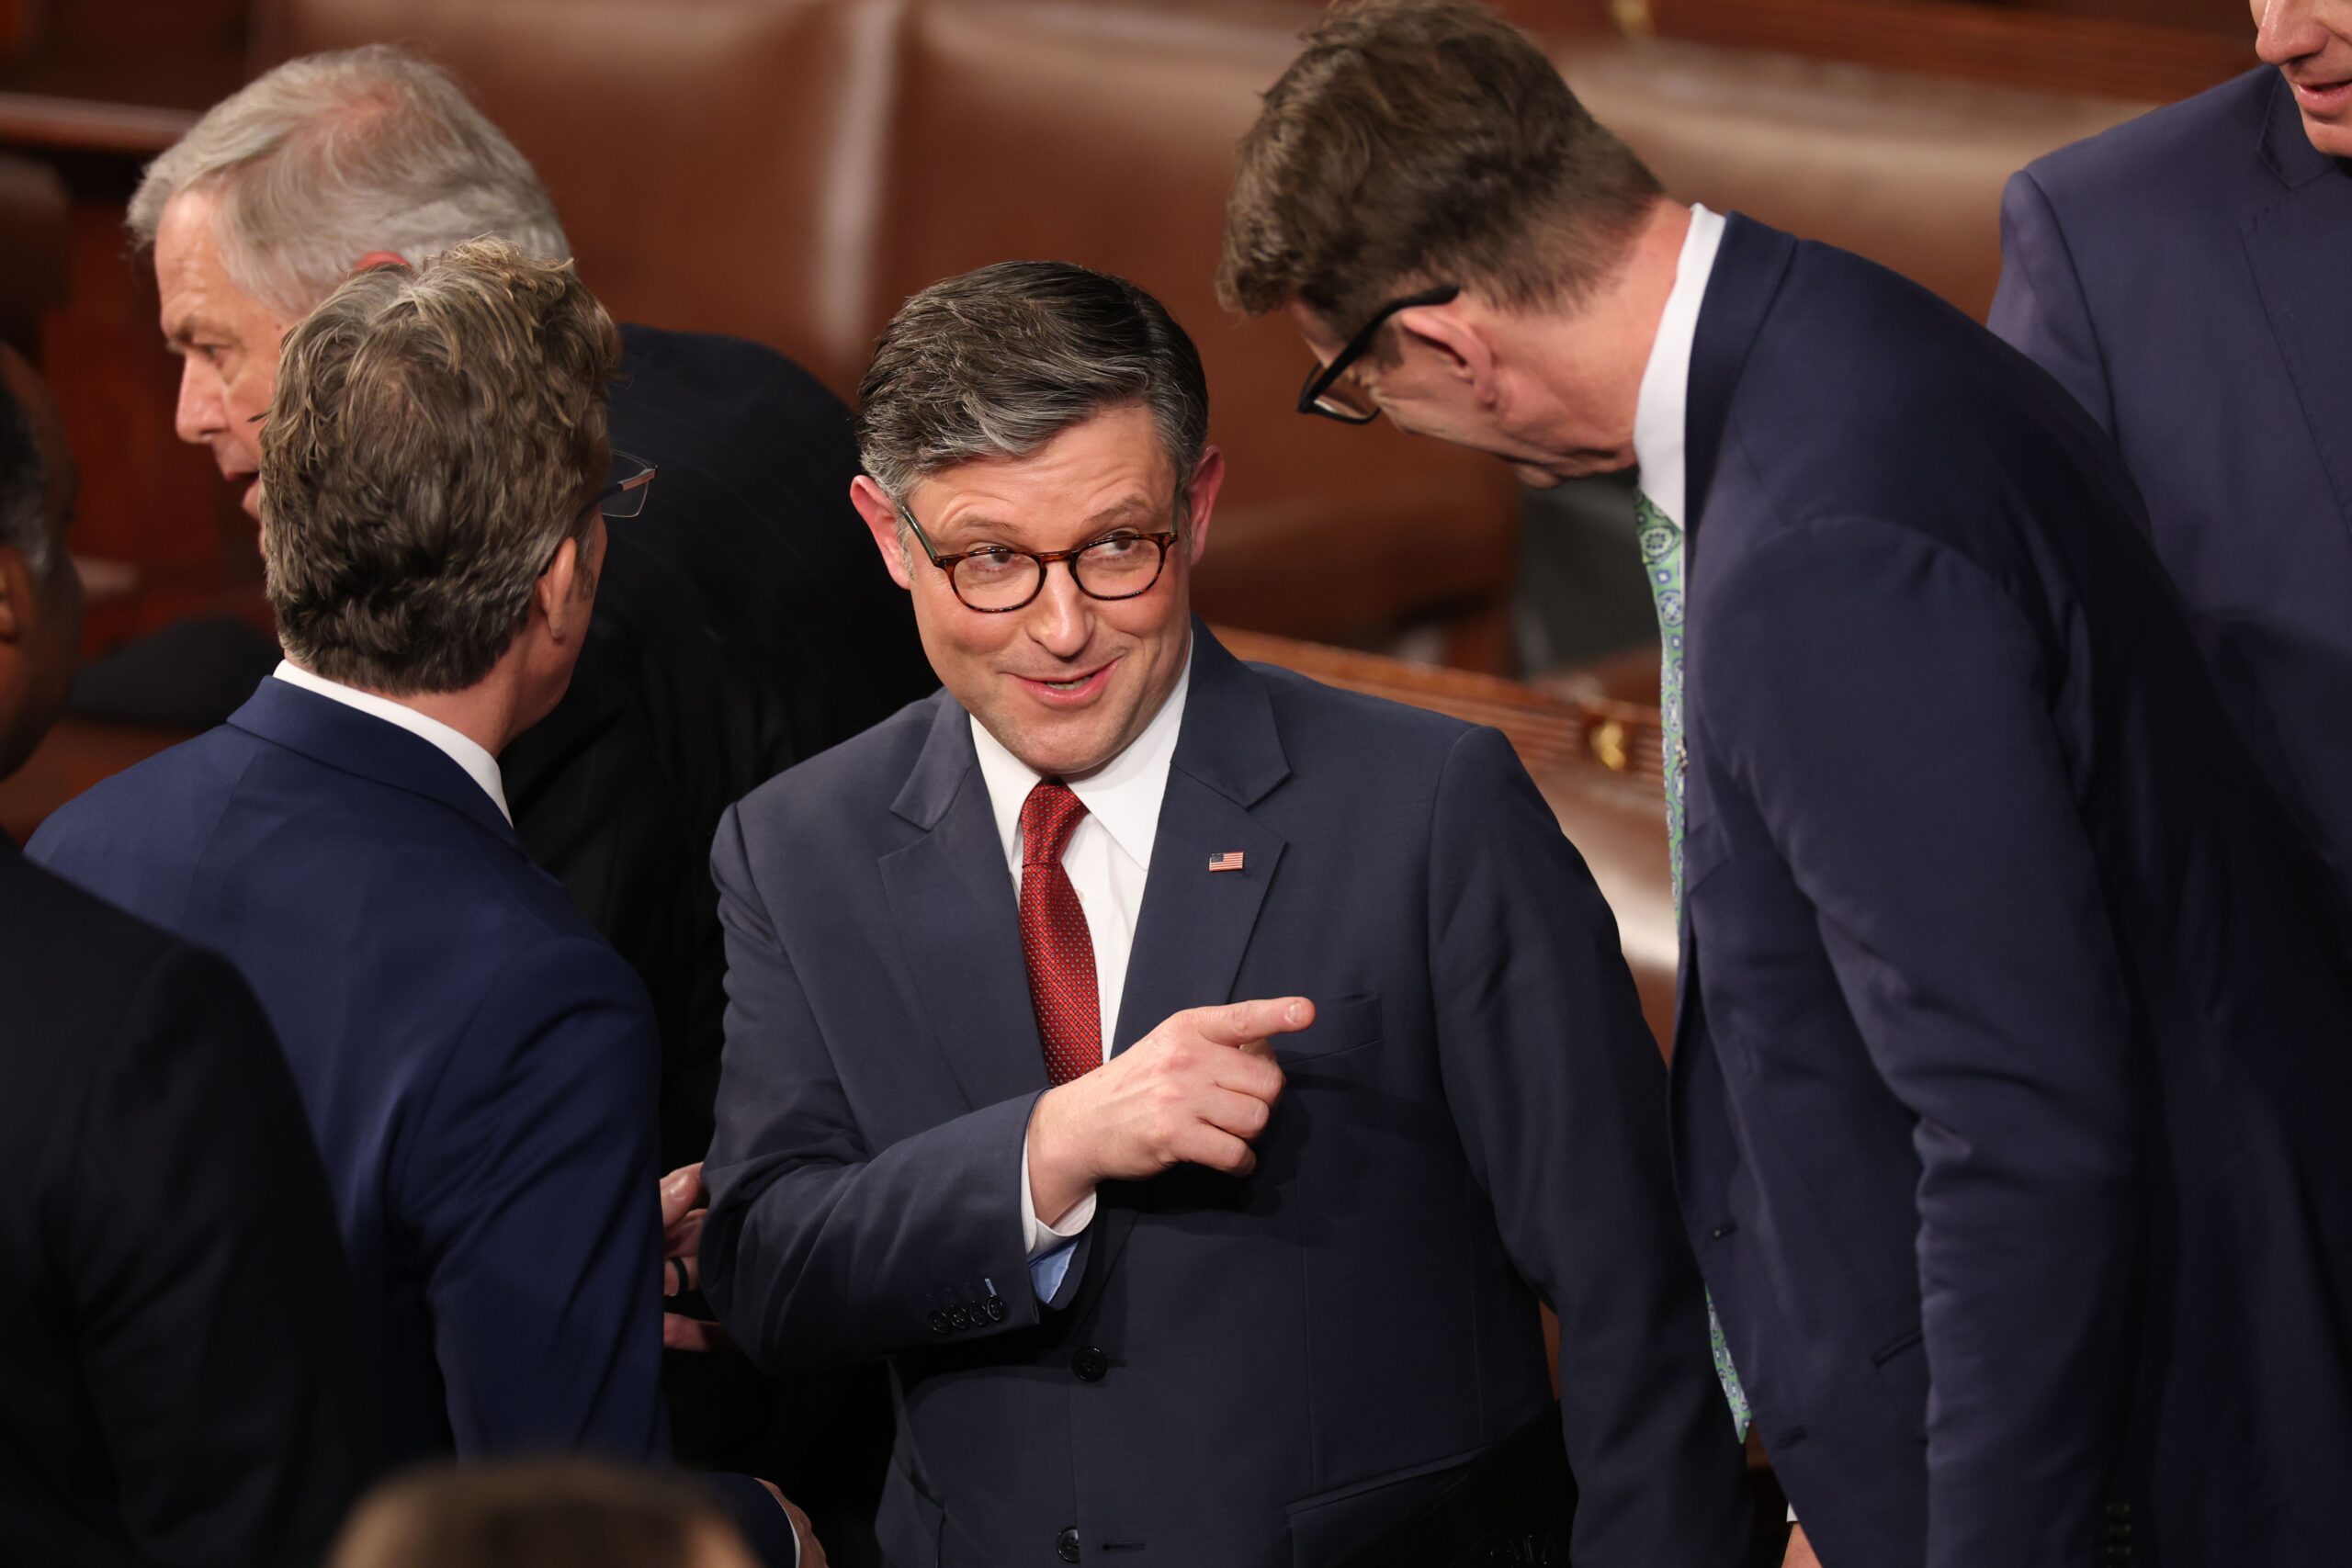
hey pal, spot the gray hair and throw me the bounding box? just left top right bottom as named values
left=129, top=45, right=570, bottom=319
left=855, top=262, right=1210, bottom=522
left=0, top=367, right=51, bottom=577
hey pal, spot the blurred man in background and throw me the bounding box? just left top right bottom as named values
left=0, top=344, right=376, bottom=1567
left=1992, top=0, right=2352, bottom=921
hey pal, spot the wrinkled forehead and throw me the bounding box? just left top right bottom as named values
left=911, top=404, right=1181, bottom=524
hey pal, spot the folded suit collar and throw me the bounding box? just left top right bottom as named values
left=1683, top=212, right=1799, bottom=543
left=889, top=620, right=1287, bottom=831
left=226, top=677, right=521, bottom=849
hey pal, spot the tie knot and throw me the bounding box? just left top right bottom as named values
left=1020, top=780, right=1090, bottom=867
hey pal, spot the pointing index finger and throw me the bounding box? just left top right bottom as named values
left=1198, top=996, right=1315, bottom=1047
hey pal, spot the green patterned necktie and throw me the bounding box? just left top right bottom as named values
left=1636, top=489, right=1752, bottom=1438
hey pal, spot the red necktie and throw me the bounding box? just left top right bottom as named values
left=1019, top=780, right=1101, bottom=1086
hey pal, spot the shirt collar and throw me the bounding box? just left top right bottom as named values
left=1632, top=203, right=1726, bottom=529
left=970, top=640, right=1193, bottom=874
left=271, top=660, right=513, bottom=824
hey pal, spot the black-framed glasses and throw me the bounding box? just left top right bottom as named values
left=896, top=498, right=1179, bottom=614
left=1295, top=283, right=1461, bottom=424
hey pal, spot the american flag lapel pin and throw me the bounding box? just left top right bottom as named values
left=1207, top=851, right=1245, bottom=874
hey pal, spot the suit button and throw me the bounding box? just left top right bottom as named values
left=927, top=1311, right=949, bottom=1336
left=985, top=1294, right=1008, bottom=1323
left=1056, top=1524, right=1080, bottom=1562
left=1071, top=1346, right=1108, bottom=1382
left=948, top=1305, right=970, bottom=1330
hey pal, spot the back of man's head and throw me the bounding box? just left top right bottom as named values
left=1217, top=0, right=1659, bottom=338
left=130, top=45, right=570, bottom=319
left=0, top=346, right=81, bottom=780
left=260, top=239, right=619, bottom=697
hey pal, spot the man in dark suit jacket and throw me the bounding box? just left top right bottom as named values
left=116, top=42, right=933, bottom=1175
left=1221, top=6, right=2352, bottom=1565
left=1989, top=12, right=2352, bottom=919
left=701, top=260, right=1755, bottom=1568
left=29, top=244, right=804, bottom=1567
left=0, top=345, right=375, bottom=1566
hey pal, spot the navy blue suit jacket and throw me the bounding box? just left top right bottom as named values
left=0, top=840, right=374, bottom=1567
left=28, top=680, right=670, bottom=1466
left=1671, top=214, right=2352, bottom=1568
left=701, top=626, right=1755, bottom=1568
left=1991, top=68, right=2352, bottom=921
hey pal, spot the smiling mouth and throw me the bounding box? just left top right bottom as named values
left=1013, top=662, right=1114, bottom=700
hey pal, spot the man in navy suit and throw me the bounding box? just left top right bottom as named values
left=0, top=345, right=375, bottom=1568
left=29, top=243, right=805, bottom=1568
left=1990, top=1, right=2352, bottom=918
left=699, top=259, right=1754, bottom=1568
left=1222, top=5, right=2352, bottom=1565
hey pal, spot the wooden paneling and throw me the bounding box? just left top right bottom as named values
left=1637, top=0, right=2256, bottom=103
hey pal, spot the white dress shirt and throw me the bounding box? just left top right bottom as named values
left=970, top=645, right=1193, bottom=1280
left=1631, top=202, right=1726, bottom=529
left=271, top=660, right=512, bottom=824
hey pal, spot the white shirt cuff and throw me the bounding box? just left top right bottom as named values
left=1018, top=1125, right=1098, bottom=1258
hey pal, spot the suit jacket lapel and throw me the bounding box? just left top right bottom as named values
left=2242, top=76, right=2352, bottom=547
left=879, top=695, right=1050, bottom=1113
left=1683, top=212, right=1796, bottom=558
left=1074, top=626, right=1291, bottom=1319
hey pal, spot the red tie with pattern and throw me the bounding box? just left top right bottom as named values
left=1020, top=780, right=1102, bottom=1086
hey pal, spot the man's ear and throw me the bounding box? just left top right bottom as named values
left=534, top=522, right=599, bottom=644
left=1180, top=446, right=1226, bottom=568
left=1391, top=300, right=1499, bottom=404
left=849, top=476, right=916, bottom=592
left=352, top=250, right=409, bottom=275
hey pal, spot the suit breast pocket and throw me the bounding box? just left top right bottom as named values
left=1273, top=992, right=1383, bottom=1067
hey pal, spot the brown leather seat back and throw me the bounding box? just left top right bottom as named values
left=1558, top=36, right=2145, bottom=321
left=870, top=0, right=1519, bottom=646
left=255, top=0, right=888, bottom=387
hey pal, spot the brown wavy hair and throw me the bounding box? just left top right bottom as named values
left=260, top=236, right=619, bottom=694
left=1218, top=0, right=1661, bottom=342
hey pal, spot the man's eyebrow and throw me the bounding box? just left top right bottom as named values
left=163, top=314, right=230, bottom=347
left=929, top=492, right=1160, bottom=543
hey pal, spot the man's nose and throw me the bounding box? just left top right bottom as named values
left=2256, top=0, right=2325, bottom=65
left=1024, top=562, right=1094, bottom=657
left=174, top=359, right=222, bottom=446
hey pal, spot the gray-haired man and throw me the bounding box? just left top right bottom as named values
left=118, top=43, right=934, bottom=1180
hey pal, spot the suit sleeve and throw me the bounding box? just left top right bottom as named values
left=699, top=804, right=1056, bottom=1372
left=66, top=945, right=377, bottom=1568
left=1989, top=169, right=2117, bottom=435
left=397, top=934, right=670, bottom=1460
left=1427, top=726, right=1756, bottom=1568
left=1702, top=518, right=2138, bottom=1568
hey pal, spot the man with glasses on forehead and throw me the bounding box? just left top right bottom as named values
left=31, top=241, right=810, bottom=1567
left=699, top=260, right=1755, bottom=1568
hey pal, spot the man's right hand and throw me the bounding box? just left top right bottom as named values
left=1025, top=996, right=1311, bottom=1224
